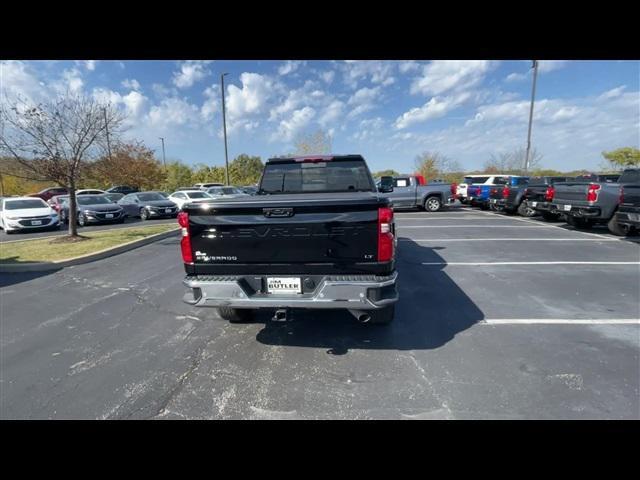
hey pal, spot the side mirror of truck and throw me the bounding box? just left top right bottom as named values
left=379, top=176, right=394, bottom=193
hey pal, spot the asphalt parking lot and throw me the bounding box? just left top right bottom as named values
left=0, top=217, right=177, bottom=242
left=1, top=205, right=638, bottom=419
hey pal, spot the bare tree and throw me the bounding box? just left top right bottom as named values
left=484, top=147, right=543, bottom=174
left=0, top=93, right=124, bottom=238
left=292, top=129, right=332, bottom=155
left=414, top=151, right=462, bottom=182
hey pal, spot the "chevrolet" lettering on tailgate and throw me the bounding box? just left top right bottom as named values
left=210, top=225, right=368, bottom=238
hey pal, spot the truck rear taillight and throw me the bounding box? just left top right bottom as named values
left=177, top=211, right=193, bottom=264
left=502, top=186, right=510, bottom=199
left=450, top=182, right=457, bottom=195
left=586, top=183, right=601, bottom=203
left=619, top=186, right=624, bottom=205
left=545, top=186, right=555, bottom=202
left=378, top=207, right=394, bottom=262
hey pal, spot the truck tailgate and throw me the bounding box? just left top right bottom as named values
left=183, top=193, right=386, bottom=273
left=553, top=183, right=592, bottom=202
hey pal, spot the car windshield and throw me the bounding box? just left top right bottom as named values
left=5, top=199, right=48, bottom=210
left=137, top=193, right=165, bottom=201
left=260, top=159, right=374, bottom=194
left=186, top=192, right=210, bottom=199
left=77, top=195, right=112, bottom=205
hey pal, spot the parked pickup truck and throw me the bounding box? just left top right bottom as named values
left=615, top=184, right=640, bottom=235
left=467, top=175, right=511, bottom=210
left=180, top=154, right=399, bottom=325
left=487, top=176, right=530, bottom=215
left=456, top=174, right=509, bottom=204
left=550, top=168, right=639, bottom=235
left=376, top=175, right=456, bottom=211
left=520, top=176, right=574, bottom=221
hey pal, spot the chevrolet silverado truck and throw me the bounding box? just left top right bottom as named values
left=180, top=154, right=399, bottom=325
left=520, top=176, right=573, bottom=221
left=615, top=184, right=640, bottom=235
left=550, top=168, right=639, bottom=235
left=487, top=176, right=530, bottom=215
left=467, top=175, right=511, bottom=210
left=376, top=175, right=456, bottom=211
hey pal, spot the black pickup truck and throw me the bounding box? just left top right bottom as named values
left=179, top=154, right=398, bottom=325
left=521, top=176, right=573, bottom=220
left=615, top=184, right=640, bottom=235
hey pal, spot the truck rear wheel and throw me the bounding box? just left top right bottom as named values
left=541, top=212, right=558, bottom=221
left=218, top=307, right=254, bottom=323
left=607, top=215, right=627, bottom=236
left=425, top=196, right=442, bottom=212
left=517, top=201, right=537, bottom=217
left=367, top=305, right=395, bottom=325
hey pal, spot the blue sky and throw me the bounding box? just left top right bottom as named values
left=2, top=60, right=638, bottom=172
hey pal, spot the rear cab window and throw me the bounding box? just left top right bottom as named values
left=259, top=156, right=375, bottom=194
left=619, top=170, right=640, bottom=184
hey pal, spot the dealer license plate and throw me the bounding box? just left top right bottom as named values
left=105, top=213, right=114, bottom=218
left=563, top=204, right=571, bottom=211
left=165, top=208, right=171, bottom=213
left=267, top=277, right=302, bottom=294
left=530, top=201, right=537, bottom=207
left=31, top=220, right=42, bottom=225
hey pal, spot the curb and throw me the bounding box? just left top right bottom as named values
left=0, top=227, right=180, bottom=273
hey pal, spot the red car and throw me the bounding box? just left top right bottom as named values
left=47, top=194, right=70, bottom=213
left=29, top=187, right=69, bottom=201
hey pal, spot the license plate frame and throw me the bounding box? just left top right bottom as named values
left=530, top=201, right=537, bottom=207
left=105, top=213, right=114, bottom=218
left=266, top=277, right=302, bottom=295
left=31, top=220, right=42, bottom=226
left=165, top=208, right=171, bottom=213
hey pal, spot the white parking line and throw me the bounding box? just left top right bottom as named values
left=467, top=210, right=614, bottom=240
left=399, top=225, right=548, bottom=228
left=401, top=238, right=620, bottom=242
left=421, top=261, right=640, bottom=266
left=481, top=319, right=640, bottom=325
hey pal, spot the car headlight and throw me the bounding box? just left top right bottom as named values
left=5, top=215, right=19, bottom=220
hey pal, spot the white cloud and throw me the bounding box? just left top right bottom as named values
left=598, top=85, right=627, bottom=100
left=537, top=60, right=568, bottom=73
left=395, top=92, right=472, bottom=129
left=172, top=61, right=213, bottom=89
left=320, top=70, right=335, bottom=84
left=147, top=97, right=201, bottom=130
left=55, top=68, right=84, bottom=94
left=410, top=60, right=495, bottom=96
left=122, top=90, right=147, bottom=118
left=121, top=78, right=141, bottom=90
left=273, top=106, right=316, bottom=141
left=76, top=60, right=97, bottom=71
left=353, top=116, right=385, bottom=140
left=341, top=61, right=396, bottom=89
left=200, top=85, right=220, bottom=121
left=318, top=100, right=345, bottom=127
left=0, top=60, right=47, bottom=104
left=505, top=72, right=527, bottom=82
left=347, top=86, right=382, bottom=117
left=278, top=60, right=306, bottom=75
left=399, top=61, right=420, bottom=73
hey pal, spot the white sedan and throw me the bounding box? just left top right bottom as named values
left=167, top=190, right=213, bottom=210
left=0, top=196, right=60, bottom=234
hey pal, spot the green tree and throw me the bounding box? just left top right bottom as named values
left=602, top=147, right=640, bottom=168
left=161, top=161, right=193, bottom=193
left=414, top=152, right=462, bottom=183
left=373, top=169, right=400, bottom=178
left=191, top=164, right=226, bottom=184
left=229, top=154, right=264, bottom=185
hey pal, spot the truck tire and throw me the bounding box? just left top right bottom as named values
left=218, top=307, right=254, bottom=323
left=607, top=215, right=627, bottom=236
left=517, top=201, right=536, bottom=217
left=541, top=211, right=558, bottom=221
left=566, top=216, right=593, bottom=229
left=367, top=305, right=395, bottom=325
left=424, top=196, right=442, bottom=212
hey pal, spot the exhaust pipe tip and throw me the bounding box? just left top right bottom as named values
left=358, top=313, right=371, bottom=323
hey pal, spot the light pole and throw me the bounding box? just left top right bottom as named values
left=524, top=60, right=539, bottom=174
left=159, top=137, right=166, bottom=169
left=221, top=73, right=230, bottom=186
left=103, top=107, right=112, bottom=161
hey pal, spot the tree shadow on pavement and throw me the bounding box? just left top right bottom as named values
left=255, top=239, right=485, bottom=354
